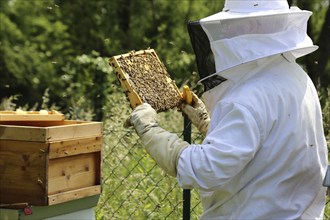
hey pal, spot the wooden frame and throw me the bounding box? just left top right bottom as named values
left=0, top=111, right=64, bottom=121
left=109, top=49, right=183, bottom=112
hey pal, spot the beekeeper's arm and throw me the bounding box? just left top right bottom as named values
left=177, top=101, right=261, bottom=190
left=180, top=92, right=210, bottom=135
left=129, top=103, right=189, bottom=177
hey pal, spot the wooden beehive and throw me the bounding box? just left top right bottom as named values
left=0, top=120, right=103, bottom=207
left=109, top=49, right=183, bottom=112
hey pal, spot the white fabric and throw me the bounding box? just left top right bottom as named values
left=224, top=0, right=289, bottom=13
left=209, top=28, right=316, bottom=76
left=202, top=60, right=257, bottom=115
left=197, top=3, right=317, bottom=83
left=177, top=55, right=328, bottom=219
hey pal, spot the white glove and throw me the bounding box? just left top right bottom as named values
left=180, top=92, right=210, bottom=135
left=129, top=103, right=189, bottom=177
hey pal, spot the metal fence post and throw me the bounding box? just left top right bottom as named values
left=183, top=115, right=191, bottom=220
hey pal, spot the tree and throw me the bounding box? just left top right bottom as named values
left=0, top=0, right=72, bottom=108
left=1, top=0, right=328, bottom=121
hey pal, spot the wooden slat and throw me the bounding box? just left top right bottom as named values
left=0, top=140, right=48, bottom=205
left=48, top=185, right=101, bottom=205
left=110, top=56, right=143, bottom=109
left=0, top=121, right=103, bottom=142
left=46, top=122, right=102, bottom=142
left=48, top=152, right=101, bottom=195
left=0, top=120, right=85, bottom=127
left=0, top=125, right=47, bottom=142
left=0, top=111, right=64, bottom=121
left=48, top=136, right=102, bottom=159
left=111, top=49, right=155, bottom=59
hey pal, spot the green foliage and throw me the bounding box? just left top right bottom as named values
left=320, top=87, right=330, bottom=143
left=1, top=0, right=328, bottom=118
left=0, top=0, right=72, bottom=109
left=59, top=52, right=113, bottom=120
left=0, top=0, right=227, bottom=117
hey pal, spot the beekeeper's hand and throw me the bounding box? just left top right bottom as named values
left=180, top=92, right=210, bottom=136
left=128, top=103, right=188, bottom=177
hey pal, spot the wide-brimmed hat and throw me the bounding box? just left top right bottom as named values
left=187, top=0, right=318, bottom=90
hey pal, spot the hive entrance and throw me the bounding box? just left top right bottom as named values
left=109, top=49, right=182, bottom=112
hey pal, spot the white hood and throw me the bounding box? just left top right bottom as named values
left=187, top=0, right=318, bottom=87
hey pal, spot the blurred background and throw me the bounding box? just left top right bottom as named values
left=0, top=0, right=329, bottom=219
left=1, top=0, right=329, bottom=121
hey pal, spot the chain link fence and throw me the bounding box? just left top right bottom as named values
left=95, top=113, right=330, bottom=219
left=95, top=119, right=203, bottom=219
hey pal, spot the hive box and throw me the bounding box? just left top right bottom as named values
left=0, top=120, right=103, bottom=207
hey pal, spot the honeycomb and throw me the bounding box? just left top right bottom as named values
left=109, top=49, right=182, bottom=112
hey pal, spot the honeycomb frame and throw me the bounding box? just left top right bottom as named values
left=109, top=49, right=182, bottom=112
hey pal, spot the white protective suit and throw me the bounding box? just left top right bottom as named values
left=177, top=54, right=328, bottom=219
left=128, top=0, right=328, bottom=219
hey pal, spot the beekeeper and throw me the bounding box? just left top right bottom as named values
left=127, top=0, right=328, bottom=218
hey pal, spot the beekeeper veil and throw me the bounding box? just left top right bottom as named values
left=187, top=0, right=318, bottom=91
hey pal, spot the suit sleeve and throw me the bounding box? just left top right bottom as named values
left=177, top=101, right=262, bottom=191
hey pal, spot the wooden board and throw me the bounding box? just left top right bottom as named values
left=0, top=121, right=103, bottom=142
left=0, top=140, right=48, bottom=205
left=49, top=136, right=102, bottom=159
left=48, top=152, right=101, bottom=195
left=48, top=186, right=101, bottom=206
left=0, top=111, right=64, bottom=121
left=109, top=49, right=183, bottom=112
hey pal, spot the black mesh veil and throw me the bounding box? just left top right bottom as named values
left=187, top=21, right=215, bottom=81
left=187, top=21, right=226, bottom=91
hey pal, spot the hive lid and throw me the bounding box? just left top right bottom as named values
left=109, top=49, right=183, bottom=112
left=0, top=110, right=64, bottom=121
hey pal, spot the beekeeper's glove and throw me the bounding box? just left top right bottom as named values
left=180, top=92, right=210, bottom=136
left=129, top=103, right=188, bottom=177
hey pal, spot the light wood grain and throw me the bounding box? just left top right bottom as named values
left=48, top=152, right=101, bottom=195
left=0, top=140, right=48, bottom=205
left=48, top=185, right=101, bottom=205
left=0, top=121, right=102, bottom=142
left=0, top=111, right=64, bottom=121
left=49, top=136, right=102, bottom=159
